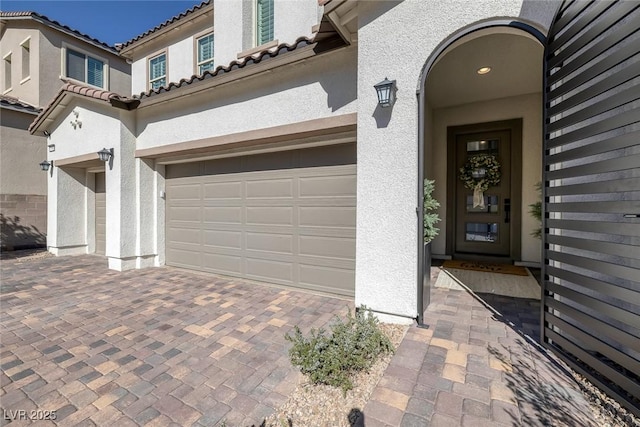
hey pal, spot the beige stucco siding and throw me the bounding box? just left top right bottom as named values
left=0, top=109, right=47, bottom=195
left=39, top=27, right=130, bottom=101
left=0, top=26, right=40, bottom=105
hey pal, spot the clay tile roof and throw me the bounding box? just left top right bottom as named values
left=29, top=83, right=139, bottom=133
left=62, top=82, right=119, bottom=102
left=137, top=36, right=316, bottom=99
left=119, top=0, right=211, bottom=50
left=0, top=94, right=41, bottom=114
left=0, top=11, right=117, bottom=52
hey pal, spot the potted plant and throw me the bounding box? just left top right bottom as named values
left=423, top=179, right=441, bottom=280
left=529, top=182, right=542, bottom=239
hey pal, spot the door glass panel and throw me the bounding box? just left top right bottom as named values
left=466, top=195, right=499, bottom=213
left=466, top=139, right=499, bottom=153
left=465, top=223, right=498, bottom=242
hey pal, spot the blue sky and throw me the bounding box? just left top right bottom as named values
left=1, top=1, right=204, bottom=46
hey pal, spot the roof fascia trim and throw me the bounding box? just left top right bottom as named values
left=136, top=112, right=357, bottom=159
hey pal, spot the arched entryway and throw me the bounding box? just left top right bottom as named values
left=416, top=20, right=547, bottom=323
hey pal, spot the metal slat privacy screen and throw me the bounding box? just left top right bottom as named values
left=543, top=0, right=640, bottom=416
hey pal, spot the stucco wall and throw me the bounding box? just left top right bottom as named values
left=129, top=17, right=214, bottom=96
left=39, top=27, right=130, bottom=101
left=355, top=0, right=556, bottom=321
left=0, top=21, right=130, bottom=105
left=0, top=109, right=47, bottom=195
left=136, top=45, right=357, bottom=149
left=430, top=93, right=543, bottom=264
left=214, top=0, right=319, bottom=67
left=47, top=100, right=122, bottom=162
left=0, top=26, right=40, bottom=106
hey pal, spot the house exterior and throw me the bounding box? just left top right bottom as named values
left=0, top=11, right=130, bottom=250
left=28, top=0, right=640, bottom=415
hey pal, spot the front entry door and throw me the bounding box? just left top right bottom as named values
left=455, top=129, right=511, bottom=258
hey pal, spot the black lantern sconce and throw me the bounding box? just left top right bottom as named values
left=97, top=148, right=113, bottom=163
left=374, top=77, right=396, bottom=108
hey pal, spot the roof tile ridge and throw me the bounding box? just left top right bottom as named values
left=135, top=36, right=315, bottom=100
left=119, top=0, right=211, bottom=49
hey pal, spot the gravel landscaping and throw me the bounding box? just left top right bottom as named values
left=262, top=323, right=408, bottom=427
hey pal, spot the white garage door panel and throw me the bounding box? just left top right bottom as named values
left=246, top=258, right=294, bottom=282
left=299, top=235, right=356, bottom=259
left=166, top=144, right=356, bottom=296
left=203, top=206, right=243, bottom=223
left=246, top=232, right=294, bottom=254
left=202, top=230, right=242, bottom=249
left=203, top=181, right=242, bottom=199
left=246, top=179, right=294, bottom=198
left=299, top=264, right=355, bottom=294
left=202, top=253, right=242, bottom=275
left=299, top=175, right=356, bottom=197
left=299, top=206, right=357, bottom=227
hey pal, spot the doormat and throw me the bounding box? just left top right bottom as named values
left=442, top=260, right=529, bottom=276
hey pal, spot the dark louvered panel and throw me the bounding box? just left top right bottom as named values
left=543, top=0, right=640, bottom=417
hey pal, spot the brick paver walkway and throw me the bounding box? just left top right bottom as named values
left=364, top=286, right=598, bottom=427
left=1, top=254, right=351, bottom=426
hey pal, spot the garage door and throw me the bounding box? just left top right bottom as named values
left=165, top=143, right=356, bottom=296
left=95, top=172, right=106, bottom=255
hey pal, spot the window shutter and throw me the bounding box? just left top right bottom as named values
left=256, top=0, right=274, bottom=46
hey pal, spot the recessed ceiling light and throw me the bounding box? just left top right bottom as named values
left=477, top=66, right=492, bottom=75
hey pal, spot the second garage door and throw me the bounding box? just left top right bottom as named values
left=165, top=143, right=356, bottom=296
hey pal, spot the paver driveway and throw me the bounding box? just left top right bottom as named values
left=1, top=254, right=352, bottom=426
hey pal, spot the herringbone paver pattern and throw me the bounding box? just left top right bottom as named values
left=0, top=254, right=351, bottom=426
left=364, top=287, right=598, bottom=427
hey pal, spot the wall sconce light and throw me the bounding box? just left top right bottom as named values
left=39, top=160, right=52, bottom=172
left=374, top=77, right=396, bottom=108
left=48, top=144, right=55, bottom=152
left=97, top=148, right=113, bottom=162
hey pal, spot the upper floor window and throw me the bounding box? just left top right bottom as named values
left=197, top=33, right=214, bottom=74
left=256, top=0, right=274, bottom=46
left=3, top=53, right=11, bottom=92
left=66, top=48, right=105, bottom=88
left=149, top=53, right=166, bottom=90
left=20, top=37, right=30, bottom=81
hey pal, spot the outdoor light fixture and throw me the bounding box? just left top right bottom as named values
left=374, top=77, right=396, bottom=107
left=48, top=144, right=55, bottom=152
left=477, top=66, right=492, bottom=75
left=97, top=148, right=113, bottom=162
left=39, top=160, right=52, bottom=172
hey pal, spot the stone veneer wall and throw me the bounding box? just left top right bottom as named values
left=0, top=194, right=47, bottom=250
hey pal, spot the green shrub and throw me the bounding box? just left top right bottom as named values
left=529, top=182, right=542, bottom=239
left=423, top=179, right=441, bottom=243
left=284, top=307, right=394, bottom=395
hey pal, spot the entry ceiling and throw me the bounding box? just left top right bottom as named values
left=426, top=32, right=543, bottom=109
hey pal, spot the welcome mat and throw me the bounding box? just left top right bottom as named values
left=442, top=260, right=529, bottom=276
